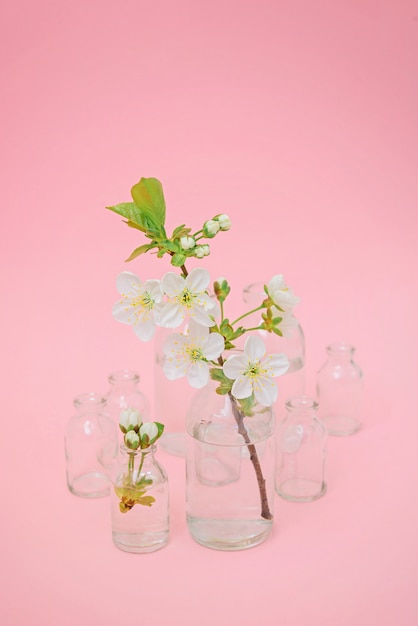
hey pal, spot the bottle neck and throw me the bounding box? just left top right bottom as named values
left=108, top=370, right=140, bottom=389
left=286, top=395, right=318, bottom=417
left=326, top=342, right=354, bottom=363
left=120, top=443, right=156, bottom=458
left=73, top=392, right=107, bottom=412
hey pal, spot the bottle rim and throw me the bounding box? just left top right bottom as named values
left=285, top=395, right=318, bottom=411
left=73, top=392, right=107, bottom=409
left=326, top=342, right=355, bottom=355
left=108, top=369, right=140, bottom=385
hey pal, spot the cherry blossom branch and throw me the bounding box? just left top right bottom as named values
left=228, top=391, right=273, bottom=520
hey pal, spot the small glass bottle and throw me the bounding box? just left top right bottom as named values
left=106, top=370, right=150, bottom=433
left=65, top=393, right=118, bottom=498
left=276, top=396, right=327, bottom=502
left=110, top=443, right=169, bottom=553
left=316, top=343, right=363, bottom=436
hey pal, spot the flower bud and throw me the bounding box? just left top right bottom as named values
left=125, top=430, right=140, bottom=450
left=139, top=422, right=159, bottom=447
left=202, top=244, right=210, bottom=256
left=119, top=408, right=141, bottom=433
left=194, top=246, right=205, bottom=258
left=217, top=214, right=231, bottom=231
left=203, top=219, right=220, bottom=238
left=180, top=236, right=196, bottom=250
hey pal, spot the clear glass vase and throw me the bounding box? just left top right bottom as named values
left=276, top=396, right=327, bottom=502
left=65, top=392, right=118, bottom=498
left=106, top=369, right=150, bottom=435
left=185, top=382, right=275, bottom=551
left=316, top=343, right=363, bottom=436
left=110, top=443, right=169, bottom=553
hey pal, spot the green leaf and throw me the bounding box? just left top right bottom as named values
left=238, top=394, right=256, bottom=417
left=125, top=244, right=156, bottom=262
left=210, top=367, right=233, bottom=394
left=172, top=224, right=191, bottom=239
left=131, top=177, right=166, bottom=226
left=106, top=203, right=137, bottom=219
left=161, top=240, right=179, bottom=253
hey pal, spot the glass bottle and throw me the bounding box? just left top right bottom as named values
left=242, top=283, right=305, bottom=423
left=276, top=396, right=327, bottom=502
left=316, top=343, right=363, bottom=436
left=185, top=381, right=275, bottom=550
left=106, top=370, right=150, bottom=435
left=110, top=443, right=169, bottom=553
left=65, top=392, right=118, bottom=498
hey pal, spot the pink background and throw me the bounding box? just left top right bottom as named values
left=1, top=0, right=417, bottom=624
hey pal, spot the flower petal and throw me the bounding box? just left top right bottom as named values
left=203, top=333, right=225, bottom=360
left=187, top=362, right=210, bottom=389
left=186, top=267, right=211, bottom=293
left=163, top=332, right=187, bottom=356
left=112, top=300, right=136, bottom=324
left=116, top=271, right=143, bottom=295
left=231, top=376, right=253, bottom=399
left=163, top=356, right=188, bottom=380
left=132, top=315, right=156, bottom=342
left=262, top=353, right=290, bottom=378
left=253, top=375, right=278, bottom=407
left=190, top=305, right=216, bottom=327
left=195, top=292, right=216, bottom=311
left=244, top=335, right=266, bottom=361
left=159, top=302, right=184, bottom=328
left=223, top=354, right=248, bottom=380
left=186, top=320, right=209, bottom=347
left=145, top=279, right=162, bottom=302
left=161, top=272, right=185, bottom=297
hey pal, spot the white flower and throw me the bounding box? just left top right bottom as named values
left=273, top=308, right=299, bottom=338
left=163, top=320, right=225, bottom=389
left=217, top=214, right=231, bottom=231
left=203, top=219, right=220, bottom=237
left=139, top=422, right=159, bottom=445
left=267, top=275, right=300, bottom=311
left=202, top=245, right=210, bottom=256
left=112, top=272, right=163, bottom=341
left=119, top=408, right=141, bottom=433
left=160, top=268, right=217, bottom=328
left=180, top=236, right=196, bottom=250
left=223, top=335, right=289, bottom=407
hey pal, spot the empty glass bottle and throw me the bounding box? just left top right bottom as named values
left=106, top=370, right=150, bottom=436
left=110, top=443, right=169, bottom=553
left=316, top=343, right=363, bottom=436
left=65, top=392, right=118, bottom=498
left=276, top=396, right=327, bottom=502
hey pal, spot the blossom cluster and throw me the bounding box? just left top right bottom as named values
left=112, top=266, right=299, bottom=408
left=118, top=407, right=164, bottom=450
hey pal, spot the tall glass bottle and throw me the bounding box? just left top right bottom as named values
left=243, top=283, right=305, bottom=420
left=316, top=343, right=363, bottom=436
left=106, top=370, right=150, bottom=435
left=276, top=396, right=327, bottom=502
left=110, top=443, right=169, bottom=553
left=65, top=393, right=118, bottom=498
